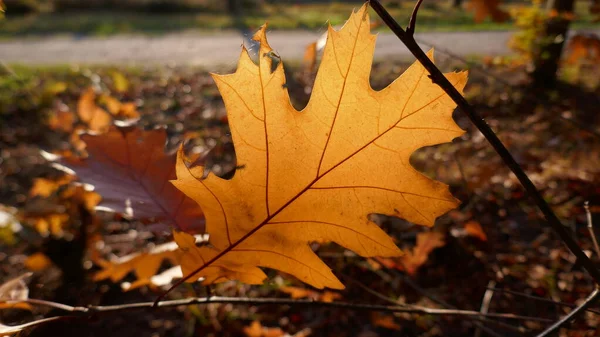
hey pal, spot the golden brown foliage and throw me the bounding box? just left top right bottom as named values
left=172, top=5, right=466, bottom=289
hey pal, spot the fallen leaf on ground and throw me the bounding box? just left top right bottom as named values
left=77, top=88, right=112, bottom=133
left=100, top=94, right=139, bottom=120
left=279, top=286, right=341, bottom=302
left=400, top=232, right=446, bottom=275
left=29, top=176, right=74, bottom=198
left=24, top=253, right=53, bottom=271
left=371, top=312, right=401, bottom=330
left=243, top=321, right=285, bottom=337
left=92, top=234, right=207, bottom=289
left=464, top=220, right=488, bottom=241
left=174, top=4, right=466, bottom=289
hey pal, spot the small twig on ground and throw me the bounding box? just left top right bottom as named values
left=378, top=269, right=518, bottom=335
left=20, top=296, right=552, bottom=322
left=585, top=201, right=600, bottom=258
left=367, top=0, right=600, bottom=286
left=475, top=281, right=496, bottom=337
left=535, top=287, right=600, bottom=337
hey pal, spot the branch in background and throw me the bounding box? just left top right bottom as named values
left=341, top=273, right=514, bottom=336
left=367, top=0, right=600, bottom=286
left=487, top=287, right=600, bottom=315
left=535, top=288, right=600, bottom=337
left=11, top=295, right=552, bottom=326
left=475, top=281, right=497, bottom=337
left=585, top=201, right=600, bottom=258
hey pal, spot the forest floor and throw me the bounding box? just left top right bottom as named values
left=1, top=52, right=600, bottom=336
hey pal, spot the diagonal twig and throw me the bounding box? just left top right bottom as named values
left=535, top=287, right=600, bottom=337
left=18, top=296, right=553, bottom=322
left=342, top=272, right=513, bottom=336
left=585, top=201, right=600, bottom=258
left=475, top=281, right=496, bottom=337
left=487, top=287, right=600, bottom=315
left=367, top=0, right=600, bottom=287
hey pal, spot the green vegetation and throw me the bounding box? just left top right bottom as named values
left=0, top=1, right=597, bottom=38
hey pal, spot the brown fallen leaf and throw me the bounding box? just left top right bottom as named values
left=58, top=126, right=204, bottom=233
left=371, top=312, right=401, bottom=330
left=174, top=4, right=466, bottom=289
left=243, top=321, right=285, bottom=337
left=400, top=232, right=446, bottom=275
left=464, top=220, right=488, bottom=241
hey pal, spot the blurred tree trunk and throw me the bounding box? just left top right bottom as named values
left=531, top=0, right=575, bottom=88
left=228, top=0, right=240, bottom=15
left=453, top=0, right=463, bottom=8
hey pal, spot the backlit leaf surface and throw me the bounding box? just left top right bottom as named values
left=174, top=4, right=467, bottom=289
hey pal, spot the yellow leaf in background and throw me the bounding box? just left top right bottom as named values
left=243, top=321, right=284, bottom=337
left=111, top=71, right=130, bottom=93
left=24, top=253, right=52, bottom=272
left=174, top=4, right=466, bottom=289
left=99, top=94, right=140, bottom=119
left=29, top=176, right=74, bottom=198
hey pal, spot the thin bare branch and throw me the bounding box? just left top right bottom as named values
left=488, top=287, right=600, bottom=315
left=19, top=296, right=553, bottom=326
left=475, top=281, right=496, bottom=337
left=407, top=0, right=425, bottom=34
left=373, top=269, right=521, bottom=335
left=536, top=288, right=600, bottom=337
left=585, top=201, right=600, bottom=258
left=367, top=0, right=600, bottom=287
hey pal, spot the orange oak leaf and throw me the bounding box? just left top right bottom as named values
left=58, top=126, right=204, bottom=233
left=173, top=4, right=466, bottom=289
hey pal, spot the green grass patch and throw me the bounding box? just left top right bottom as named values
left=0, top=1, right=598, bottom=38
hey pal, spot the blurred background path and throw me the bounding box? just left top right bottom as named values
left=1, top=29, right=599, bottom=66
